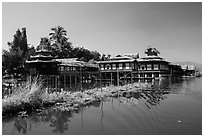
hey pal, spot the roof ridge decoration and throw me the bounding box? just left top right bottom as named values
left=145, top=46, right=160, bottom=57
left=36, top=37, right=52, bottom=52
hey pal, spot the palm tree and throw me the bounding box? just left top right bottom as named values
left=49, top=26, right=73, bottom=58
left=49, top=26, right=67, bottom=45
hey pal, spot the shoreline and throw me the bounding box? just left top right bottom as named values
left=2, top=82, right=151, bottom=118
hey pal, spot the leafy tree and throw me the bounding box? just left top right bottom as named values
left=2, top=48, right=23, bottom=77
left=3, top=28, right=35, bottom=78
left=48, top=26, right=101, bottom=61
left=71, top=47, right=100, bottom=62
left=7, top=28, right=28, bottom=55
left=90, top=50, right=101, bottom=61
left=20, top=27, right=28, bottom=55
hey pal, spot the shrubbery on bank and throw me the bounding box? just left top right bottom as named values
left=2, top=77, right=151, bottom=117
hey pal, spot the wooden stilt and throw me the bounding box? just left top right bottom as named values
left=110, top=72, right=112, bottom=85
left=64, top=75, right=66, bottom=89
left=70, top=75, right=72, bottom=88
left=75, top=75, right=77, bottom=88
left=99, top=65, right=102, bottom=92
left=57, top=75, right=60, bottom=91
left=117, top=69, right=119, bottom=86
left=55, top=75, right=57, bottom=90
left=80, top=67, right=83, bottom=91
left=131, top=72, right=133, bottom=84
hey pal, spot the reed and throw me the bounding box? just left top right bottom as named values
left=2, top=76, right=43, bottom=115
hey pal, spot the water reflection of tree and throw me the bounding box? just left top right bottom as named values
left=50, top=111, right=70, bottom=133
left=121, top=90, right=168, bottom=109
left=92, top=100, right=101, bottom=108
left=14, top=118, right=27, bottom=134
left=12, top=108, right=74, bottom=134
left=41, top=108, right=72, bottom=134
left=142, top=91, right=167, bottom=109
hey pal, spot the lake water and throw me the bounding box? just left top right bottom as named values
left=2, top=77, right=202, bottom=135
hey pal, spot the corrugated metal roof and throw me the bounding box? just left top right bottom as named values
left=26, top=58, right=98, bottom=68
left=30, top=54, right=53, bottom=58
left=60, top=63, right=98, bottom=68
left=138, top=56, right=169, bottom=62
left=110, top=56, right=133, bottom=60
left=57, top=58, right=99, bottom=68
left=98, top=59, right=135, bottom=64
left=56, top=58, right=79, bottom=63
left=26, top=59, right=57, bottom=63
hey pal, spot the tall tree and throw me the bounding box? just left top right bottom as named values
left=48, top=26, right=101, bottom=61
left=8, top=28, right=28, bottom=55
left=20, top=27, right=28, bottom=55
left=3, top=27, right=33, bottom=77
left=49, top=26, right=67, bottom=47
left=49, top=26, right=72, bottom=58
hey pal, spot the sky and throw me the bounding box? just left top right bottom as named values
left=2, top=2, right=202, bottom=64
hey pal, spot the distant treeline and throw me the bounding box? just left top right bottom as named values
left=2, top=26, right=110, bottom=78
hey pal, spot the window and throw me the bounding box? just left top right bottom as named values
left=60, top=66, right=64, bottom=71
left=119, top=63, right=123, bottom=69
left=140, top=74, right=144, bottom=77
left=101, top=64, right=104, bottom=70
left=112, top=64, right=116, bottom=70
left=147, top=73, right=152, bottom=77
left=106, top=64, right=111, bottom=70
left=147, top=64, right=152, bottom=70
left=153, top=64, right=159, bottom=70
left=154, top=73, right=159, bottom=77
left=125, top=63, right=130, bottom=69
left=66, top=67, right=69, bottom=71
left=134, top=74, right=138, bottom=77
left=132, top=63, right=135, bottom=69
left=140, top=65, right=146, bottom=70
left=160, top=64, right=169, bottom=70
left=73, top=67, right=76, bottom=71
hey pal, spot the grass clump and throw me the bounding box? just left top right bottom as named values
left=3, top=76, right=151, bottom=116
left=2, top=77, right=43, bottom=115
